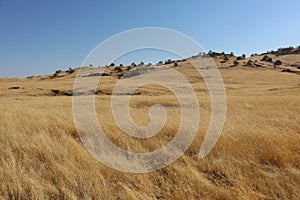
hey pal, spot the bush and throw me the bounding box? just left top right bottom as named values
left=119, top=64, right=123, bottom=67
left=173, top=62, right=178, bottom=67
left=55, top=70, right=62, bottom=74
left=67, top=68, right=75, bottom=74
left=274, top=60, right=282, bottom=65
left=114, top=66, right=122, bottom=72
left=110, top=63, right=115, bottom=66
left=233, top=61, right=239, bottom=66
left=261, top=55, right=272, bottom=63
left=246, top=60, right=253, bottom=67
left=261, top=55, right=268, bottom=61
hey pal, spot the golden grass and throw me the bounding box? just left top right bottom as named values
left=0, top=60, right=299, bottom=199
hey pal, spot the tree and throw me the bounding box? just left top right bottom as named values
left=67, top=68, right=75, bottom=74
left=110, top=63, right=115, bottom=66
left=131, top=62, right=137, bottom=67
left=242, top=54, right=246, bottom=59
left=157, top=61, right=163, bottom=65
left=165, top=59, right=172, bottom=64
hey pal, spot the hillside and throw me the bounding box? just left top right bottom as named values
left=0, top=48, right=299, bottom=199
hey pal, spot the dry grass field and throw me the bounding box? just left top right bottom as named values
left=0, top=53, right=299, bottom=199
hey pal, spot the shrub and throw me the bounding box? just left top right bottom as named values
left=242, top=54, right=246, bottom=59
left=119, top=64, right=123, bottom=67
left=55, top=70, right=62, bottom=74
left=114, top=66, right=122, bottom=72
left=110, top=63, right=115, bottom=66
left=274, top=60, right=282, bottom=65
left=173, top=62, right=178, bottom=67
left=261, top=55, right=268, bottom=61
left=233, top=61, right=239, bottom=66
left=266, top=57, right=272, bottom=63
left=67, top=68, right=75, bottom=74
left=246, top=60, right=253, bottom=67
left=261, top=55, right=272, bottom=62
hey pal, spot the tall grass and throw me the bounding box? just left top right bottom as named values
left=0, top=65, right=299, bottom=199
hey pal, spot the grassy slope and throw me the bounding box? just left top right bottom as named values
left=0, top=56, right=299, bottom=199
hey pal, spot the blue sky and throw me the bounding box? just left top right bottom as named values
left=0, top=0, right=299, bottom=77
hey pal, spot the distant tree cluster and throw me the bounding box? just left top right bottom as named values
left=164, top=59, right=174, bottom=64
left=138, top=62, right=144, bottom=66
left=275, top=46, right=294, bottom=55
left=259, top=46, right=300, bottom=56
left=250, top=53, right=258, bottom=57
